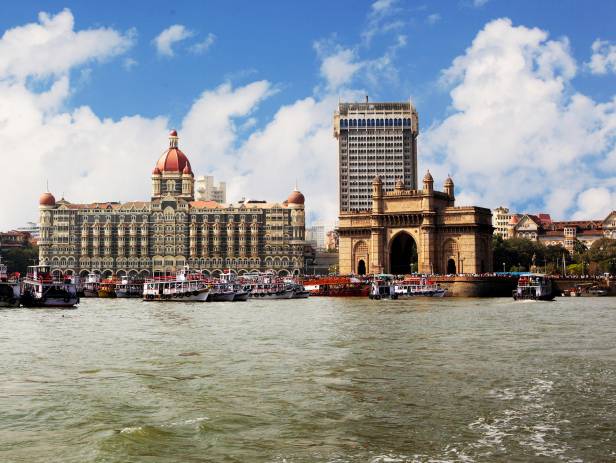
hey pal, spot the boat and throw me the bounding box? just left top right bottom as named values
left=98, top=279, right=117, bottom=298
left=291, top=283, right=310, bottom=298
left=115, top=277, right=144, bottom=298
left=208, top=283, right=236, bottom=302
left=0, top=257, right=20, bottom=308
left=247, top=282, right=295, bottom=299
left=369, top=275, right=446, bottom=299
left=587, top=287, right=609, bottom=297
left=512, top=273, right=555, bottom=301
left=219, top=271, right=248, bottom=301
left=143, top=266, right=210, bottom=302
left=83, top=273, right=101, bottom=297
left=20, top=265, right=79, bottom=308
left=302, top=276, right=370, bottom=297
left=561, top=286, right=582, bottom=297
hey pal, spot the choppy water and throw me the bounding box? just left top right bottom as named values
left=1, top=297, right=616, bottom=462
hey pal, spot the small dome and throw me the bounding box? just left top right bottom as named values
left=395, top=179, right=405, bottom=189
left=39, top=192, right=56, bottom=206
left=169, top=129, right=178, bottom=137
left=444, top=175, right=454, bottom=186
left=152, top=166, right=161, bottom=175
left=182, top=164, right=192, bottom=175
left=372, top=175, right=382, bottom=184
left=423, top=170, right=433, bottom=182
left=287, top=189, right=305, bottom=205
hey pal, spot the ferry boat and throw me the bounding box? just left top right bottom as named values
left=303, top=276, right=370, bottom=297
left=20, top=265, right=79, bottom=308
left=291, top=283, right=310, bottom=299
left=208, top=283, right=236, bottom=302
left=115, top=277, right=144, bottom=298
left=219, top=271, right=248, bottom=301
left=0, top=257, right=20, bottom=308
left=369, top=275, right=446, bottom=299
left=247, top=281, right=295, bottom=299
left=512, top=273, right=555, bottom=301
left=83, top=273, right=101, bottom=297
left=143, top=266, right=209, bottom=302
left=98, top=279, right=117, bottom=298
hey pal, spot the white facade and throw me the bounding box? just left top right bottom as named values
left=195, top=175, right=226, bottom=203
left=492, top=206, right=514, bottom=238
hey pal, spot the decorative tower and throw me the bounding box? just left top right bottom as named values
left=372, top=175, right=383, bottom=213
left=152, top=130, right=195, bottom=201
left=422, top=170, right=434, bottom=193
left=38, top=191, right=56, bottom=265
left=444, top=175, right=455, bottom=200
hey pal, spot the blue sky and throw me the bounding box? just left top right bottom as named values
left=0, top=0, right=615, bottom=229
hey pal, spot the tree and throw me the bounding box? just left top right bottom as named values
left=1, top=244, right=39, bottom=275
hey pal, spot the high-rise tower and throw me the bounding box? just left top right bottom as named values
left=333, top=97, right=419, bottom=212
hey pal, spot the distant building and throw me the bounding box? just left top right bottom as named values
left=510, top=211, right=616, bottom=251
left=0, top=230, right=31, bottom=250
left=17, top=222, right=40, bottom=240
left=493, top=207, right=515, bottom=238
left=195, top=175, right=226, bottom=203
left=325, top=230, right=339, bottom=252
left=306, top=223, right=326, bottom=250
left=333, top=97, right=419, bottom=213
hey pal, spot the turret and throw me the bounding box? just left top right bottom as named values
left=444, top=175, right=454, bottom=199
left=372, top=175, right=383, bottom=213
left=422, top=170, right=434, bottom=193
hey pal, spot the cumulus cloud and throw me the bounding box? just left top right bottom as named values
left=586, top=39, right=616, bottom=75
left=190, top=32, right=216, bottom=54
left=153, top=24, right=193, bottom=56
left=0, top=9, right=134, bottom=81
left=423, top=18, right=616, bottom=220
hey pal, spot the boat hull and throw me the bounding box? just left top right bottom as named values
left=209, top=292, right=236, bottom=302
left=248, top=290, right=294, bottom=300
left=0, top=283, right=20, bottom=308
left=232, top=291, right=249, bottom=301
left=143, top=289, right=209, bottom=302
left=20, top=295, right=80, bottom=308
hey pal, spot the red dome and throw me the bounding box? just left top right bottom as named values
left=39, top=192, right=56, bottom=206
left=287, top=189, right=305, bottom=205
left=155, top=130, right=193, bottom=174
left=155, top=148, right=192, bottom=174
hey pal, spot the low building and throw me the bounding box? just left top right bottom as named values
left=510, top=211, right=616, bottom=251
left=0, top=230, right=32, bottom=250
left=338, top=172, right=493, bottom=275
left=38, top=131, right=306, bottom=278
left=195, top=175, right=226, bottom=203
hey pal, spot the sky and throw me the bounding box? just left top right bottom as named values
left=0, top=0, right=615, bottom=231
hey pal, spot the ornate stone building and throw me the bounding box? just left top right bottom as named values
left=38, top=131, right=305, bottom=278
left=338, top=173, right=494, bottom=275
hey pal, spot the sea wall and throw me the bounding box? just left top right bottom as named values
left=433, top=276, right=517, bottom=297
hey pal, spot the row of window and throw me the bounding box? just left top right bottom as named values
left=340, top=118, right=413, bottom=128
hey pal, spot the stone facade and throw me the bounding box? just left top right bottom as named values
left=338, top=174, right=493, bottom=275
left=38, top=131, right=305, bottom=278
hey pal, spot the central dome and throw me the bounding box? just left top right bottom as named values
left=155, top=130, right=193, bottom=174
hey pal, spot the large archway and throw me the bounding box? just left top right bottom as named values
left=389, top=232, right=418, bottom=275
left=357, top=259, right=366, bottom=275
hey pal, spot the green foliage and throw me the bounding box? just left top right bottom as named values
left=492, top=236, right=570, bottom=273
left=0, top=244, right=39, bottom=275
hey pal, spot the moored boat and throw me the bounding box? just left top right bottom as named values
left=369, top=275, right=446, bottom=299
left=115, top=277, right=144, bottom=298
left=513, top=273, right=555, bottom=301
left=98, top=279, right=117, bottom=298
left=303, top=276, right=370, bottom=297
left=143, top=266, right=209, bottom=302
left=20, top=265, right=79, bottom=308
left=83, top=273, right=101, bottom=297
left=0, top=258, right=20, bottom=308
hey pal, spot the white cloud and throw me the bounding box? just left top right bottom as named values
left=473, top=0, right=490, bottom=6
left=423, top=18, right=616, bottom=220
left=190, top=32, right=216, bottom=54
left=123, top=57, right=138, bottom=71
left=586, top=39, right=616, bottom=75
left=362, top=0, right=402, bottom=45
left=426, top=14, right=441, bottom=25
left=318, top=47, right=364, bottom=90
left=153, top=24, right=193, bottom=57
left=573, top=188, right=616, bottom=219
left=0, top=9, right=134, bottom=81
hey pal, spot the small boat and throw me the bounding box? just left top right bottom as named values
left=115, top=277, right=144, bottom=298
left=561, top=286, right=581, bottom=297
left=98, top=279, right=117, bottom=298
left=143, top=266, right=209, bottom=302
left=218, top=271, right=248, bottom=302
left=83, top=273, right=101, bottom=297
left=20, top=265, right=79, bottom=308
left=513, top=273, right=555, bottom=301
left=209, top=283, right=236, bottom=302
left=369, top=275, right=446, bottom=299
left=587, top=287, right=609, bottom=297
left=0, top=257, right=20, bottom=308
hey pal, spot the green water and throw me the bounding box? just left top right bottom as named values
left=1, top=297, right=615, bottom=462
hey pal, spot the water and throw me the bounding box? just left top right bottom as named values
left=1, top=297, right=616, bottom=462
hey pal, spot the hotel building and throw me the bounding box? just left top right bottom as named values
left=38, top=131, right=305, bottom=278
